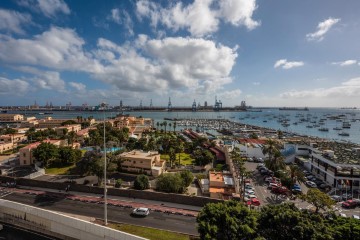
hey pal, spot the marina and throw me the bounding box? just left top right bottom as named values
left=2, top=108, right=360, bottom=144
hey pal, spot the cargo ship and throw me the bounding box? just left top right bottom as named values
left=279, top=107, right=309, bottom=111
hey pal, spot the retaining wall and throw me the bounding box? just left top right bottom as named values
left=0, top=199, right=146, bottom=240
left=0, top=176, right=223, bottom=207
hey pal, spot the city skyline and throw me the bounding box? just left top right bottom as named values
left=0, top=0, right=360, bottom=107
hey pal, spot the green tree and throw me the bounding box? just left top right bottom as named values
left=57, top=146, right=81, bottom=166
left=61, top=120, right=77, bottom=126
left=156, top=173, right=184, bottom=193
left=173, top=121, right=177, bottom=133
left=32, top=142, right=59, bottom=167
left=197, top=200, right=258, bottom=240
left=169, top=147, right=176, bottom=167
left=180, top=170, right=193, bottom=188
left=163, top=121, right=168, bottom=134
left=193, top=148, right=214, bottom=166
left=329, top=215, right=360, bottom=240
left=258, top=203, right=332, bottom=240
left=134, top=174, right=150, bottom=190
left=76, top=151, right=104, bottom=184
left=299, top=188, right=335, bottom=213
left=175, top=141, right=184, bottom=165
left=289, top=165, right=306, bottom=185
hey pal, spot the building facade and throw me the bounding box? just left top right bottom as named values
left=19, top=140, right=64, bottom=165
left=0, top=114, right=24, bottom=122
left=119, top=150, right=165, bottom=176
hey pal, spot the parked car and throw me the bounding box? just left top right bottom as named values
left=352, top=215, right=360, bottom=220
left=245, top=185, right=254, bottom=190
left=341, top=193, right=352, bottom=201
left=268, top=182, right=281, bottom=189
left=132, top=207, right=150, bottom=216
left=271, top=186, right=289, bottom=194
left=292, top=184, right=302, bottom=193
left=244, top=194, right=257, bottom=202
left=256, top=163, right=265, bottom=169
left=342, top=200, right=358, bottom=208
left=245, top=189, right=255, bottom=195
left=330, top=195, right=342, bottom=202
left=250, top=198, right=261, bottom=206
left=305, top=181, right=317, bottom=188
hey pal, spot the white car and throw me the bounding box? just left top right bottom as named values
left=245, top=189, right=255, bottom=195
left=352, top=215, right=360, bottom=220
left=305, top=181, right=317, bottom=188
left=245, top=185, right=254, bottom=190
left=132, top=207, right=150, bottom=216
left=244, top=194, right=257, bottom=201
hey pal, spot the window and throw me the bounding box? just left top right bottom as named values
left=23, top=153, right=26, bottom=157
left=23, top=160, right=26, bottom=164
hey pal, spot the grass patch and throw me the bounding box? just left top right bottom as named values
left=109, top=223, right=193, bottom=240
left=161, top=153, right=194, bottom=165
left=45, top=164, right=75, bottom=175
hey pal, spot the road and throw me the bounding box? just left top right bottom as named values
left=2, top=192, right=198, bottom=235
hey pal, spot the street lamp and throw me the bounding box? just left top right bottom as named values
left=102, top=103, right=108, bottom=226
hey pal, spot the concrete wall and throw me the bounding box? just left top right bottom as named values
left=0, top=199, right=146, bottom=240
left=0, top=176, right=222, bottom=207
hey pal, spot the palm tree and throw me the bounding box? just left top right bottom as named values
left=168, top=123, right=172, bottom=134
left=265, top=149, right=285, bottom=172
left=163, top=121, right=168, bottom=134
left=156, top=122, right=160, bottom=130
left=262, top=139, right=278, bottom=162
left=289, top=165, right=305, bottom=185
left=173, top=121, right=177, bottom=133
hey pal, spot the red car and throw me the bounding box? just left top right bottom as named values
left=271, top=186, right=288, bottom=194
left=247, top=198, right=261, bottom=206
left=342, top=200, right=358, bottom=208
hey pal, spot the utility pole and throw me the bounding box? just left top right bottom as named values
left=102, top=103, right=108, bottom=225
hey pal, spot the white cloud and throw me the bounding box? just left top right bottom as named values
left=280, top=77, right=360, bottom=98
left=0, top=77, right=29, bottom=95
left=332, top=60, right=357, bottom=66
left=93, top=35, right=238, bottom=93
left=306, top=18, right=340, bottom=42
left=0, top=27, right=238, bottom=96
left=253, top=82, right=260, bottom=85
left=0, top=9, right=32, bottom=34
left=18, top=0, right=70, bottom=18
left=136, top=0, right=260, bottom=37
left=108, top=8, right=134, bottom=36
left=69, top=82, right=86, bottom=91
left=0, top=27, right=103, bottom=73
left=274, top=59, right=304, bottom=69
left=218, top=89, right=242, bottom=99
left=218, top=0, right=260, bottom=30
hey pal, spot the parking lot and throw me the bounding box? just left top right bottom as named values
left=243, top=162, right=360, bottom=218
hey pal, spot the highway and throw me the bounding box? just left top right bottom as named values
left=3, top=192, right=198, bottom=235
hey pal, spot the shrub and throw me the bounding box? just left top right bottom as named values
left=134, top=174, right=150, bottom=190
left=115, top=179, right=123, bottom=188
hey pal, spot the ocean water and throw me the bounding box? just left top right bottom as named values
left=7, top=108, right=360, bottom=144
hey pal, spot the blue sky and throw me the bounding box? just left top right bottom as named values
left=0, top=0, right=360, bottom=107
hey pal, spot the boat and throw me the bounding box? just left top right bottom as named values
left=333, top=127, right=342, bottom=130
left=342, top=122, right=351, bottom=128
left=0, top=110, right=7, bottom=113
left=338, top=132, right=350, bottom=136
left=306, top=125, right=313, bottom=128
left=44, top=112, right=53, bottom=115
left=279, top=107, right=309, bottom=111
left=318, top=128, right=329, bottom=132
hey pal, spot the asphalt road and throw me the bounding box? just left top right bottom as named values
left=3, top=192, right=198, bottom=235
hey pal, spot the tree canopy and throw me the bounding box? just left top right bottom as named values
left=32, top=142, right=59, bottom=167
left=134, top=174, right=150, bottom=190
left=299, top=188, right=335, bottom=213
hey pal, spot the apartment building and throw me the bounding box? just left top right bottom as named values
left=37, top=117, right=76, bottom=128
left=289, top=141, right=360, bottom=190
left=208, top=171, right=235, bottom=199
left=0, top=142, right=14, bottom=154
left=119, top=150, right=165, bottom=176
left=0, top=133, right=27, bottom=144
left=54, top=124, right=82, bottom=136
left=0, top=114, right=24, bottom=122
left=19, top=139, right=65, bottom=165
left=113, top=116, right=153, bottom=138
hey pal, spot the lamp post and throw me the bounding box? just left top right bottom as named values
left=102, top=103, right=108, bottom=226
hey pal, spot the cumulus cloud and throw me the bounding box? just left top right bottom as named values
left=253, top=82, right=260, bottom=85
left=306, top=18, right=340, bottom=42
left=332, top=60, right=357, bottom=66
left=69, top=82, right=86, bottom=91
left=93, top=36, right=238, bottom=93
left=18, top=0, right=70, bottom=18
left=0, top=9, right=32, bottom=34
left=0, top=27, right=103, bottom=73
left=280, top=77, right=360, bottom=98
left=136, top=0, right=260, bottom=37
left=274, top=59, right=304, bottom=69
left=218, top=89, right=242, bottom=99
left=0, top=77, right=29, bottom=95
left=108, top=8, right=134, bottom=36
left=0, top=27, right=238, bottom=96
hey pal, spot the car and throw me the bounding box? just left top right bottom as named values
left=245, top=185, right=254, bottom=190
left=341, top=193, right=352, bottom=201
left=339, top=213, right=347, bottom=218
left=250, top=198, right=261, bottom=206
left=257, top=163, right=265, bottom=169
left=268, top=182, right=281, bottom=189
left=132, top=207, right=150, bottom=216
left=342, top=200, right=358, bottom=208
left=272, top=186, right=289, bottom=194
left=352, top=215, right=360, bottom=220
left=292, top=185, right=302, bottom=193
left=305, top=181, right=317, bottom=188
left=244, top=194, right=257, bottom=201
left=330, top=195, right=342, bottom=202
left=245, top=189, right=255, bottom=195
